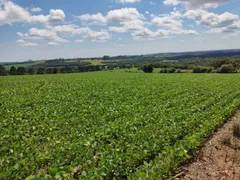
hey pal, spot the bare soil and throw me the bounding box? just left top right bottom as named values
left=173, top=110, right=240, bottom=180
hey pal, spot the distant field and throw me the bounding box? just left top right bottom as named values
left=3, top=59, right=119, bottom=69
left=81, top=59, right=119, bottom=65
left=161, top=60, right=179, bottom=62
left=81, top=59, right=104, bottom=65
left=4, top=61, right=45, bottom=70
left=1, top=72, right=240, bottom=179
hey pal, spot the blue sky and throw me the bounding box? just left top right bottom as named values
left=0, top=0, right=240, bottom=62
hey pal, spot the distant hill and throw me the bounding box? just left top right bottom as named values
left=1, top=49, right=240, bottom=68
left=145, top=49, right=240, bottom=60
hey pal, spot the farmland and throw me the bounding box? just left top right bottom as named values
left=1, top=72, right=240, bottom=179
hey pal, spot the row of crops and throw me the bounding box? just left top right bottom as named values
left=1, top=72, right=240, bottom=179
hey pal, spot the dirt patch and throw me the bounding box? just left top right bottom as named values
left=174, top=110, right=240, bottom=180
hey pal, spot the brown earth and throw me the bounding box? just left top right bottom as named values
left=173, top=110, right=240, bottom=180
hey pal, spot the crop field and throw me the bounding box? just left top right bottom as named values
left=1, top=72, right=240, bottom=179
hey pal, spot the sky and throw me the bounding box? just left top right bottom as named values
left=0, top=0, right=240, bottom=62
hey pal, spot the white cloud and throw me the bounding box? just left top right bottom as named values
left=163, top=0, right=180, bottom=6
left=47, top=9, right=65, bottom=23
left=109, top=19, right=144, bottom=33
left=194, top=37, right=204, bottom=41
left=75, top=39, right=84, bottom=43
left=131, top=26, right=197, bottom=40
left=116, top=0, right=140, bottom=3
left=48, top=42, right=59, bottom=45
left=47, top=24, right=91, bottom=35
left=0, top=1, right=65, bottom=25
left=131, top=28, right=170, bottom=40
left=107, top=8, right=144, bottom=22
left=18, top=24, right=112, bottom=44
left=169, top=27, right=198, bottom=34
left=163, top=0, right=230, bottom=9
left=114, top=44, right=124, bottom=47
left=28, top=28, right=68, bottom=42
left=18, top=28, right=69, bottom=43
left=145, top=11, right=149, bottom=15
left=121, top=19, right=144, bottom=31
left=150, top=1, right=156, bottom=6
left=78, top=8, right=144, bottom=25
left=0, top=1, right=30, bottom=25
left=109, top=26, right=127, bottom=33
left=152, top=16, right=182, bottom=28
left=31, top=7, right=42, bottom=12
left=107, top=8, right=198, bottom=40
left=17, top=39, right=38, bottom=46
left=78, top=13, right=107, bottom=25
left=28, top=15, right=48, bottom=24
left=170, top=10, right=182, bottom=19
left=28, top=9, right=65, bottom=24
left=184, top=9, right=239, bottom=32
left=84, top=30, right=111, bottom=42
left=208, top=20, right=240, bottom=33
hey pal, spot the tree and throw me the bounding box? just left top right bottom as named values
left=17, top=67, right=26, bottom=75
left=103, top=55, right=110, bottom=60
left=168, top=68, right=176, bottom=73
left=218, top=64, right=234, bottom=73
left=28, top=68, right=35, bottom=75
left=9, top=66, right=17, bottom=75
left=0, top=65, right=7, bottom=76
left=212, top=59, right=232, bottom=69
left=141, top=63, right=154, bottom=73
left=37, top=68, right=45, bottom=74
left=192, top=66, right=212, bottom=73
left=46, top=68, right=53, bottom=74
left=52, top=68, right=58, bottom=74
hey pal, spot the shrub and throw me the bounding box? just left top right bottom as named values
left=218, top=64, right=234, bottom=73
left=168, top=68, right=176, bottom=73
left=192, top=66, right=212, bottom=73
left=37, top=68, right=45, bottom=74
left=9, top=66, right=17, bottom=75
left=160, top=68, right=177, bottom=73
left=17, top=67, right=26, bottom=75
left=0, top=65, right=7, bottom=76
left=141, top=63, right=154, bottom=73
left=206, top=68, right=213, bottom=73
left=28, top=68, right=35, bottom=75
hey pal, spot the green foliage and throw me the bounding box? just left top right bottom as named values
left=218, top=64, right=234, bottom=73
left=192, top=66, right=212, bottom=73
left=168, top=68, right=176, bottom=73
left=17, top=67, right=26, bottom=75
left=160, top=69, right=168, bottom=73
left=0, top=65, right=7, bottom=75
left=9, top=66, right=17, bottom=75
left=52, top=68, right=58, bottom=74
left=103, top=55, right=110, bottom=60
left=1, top=72, right=240, bottom=179
left=28, top=68, right=35, bottom=75
left=160, top=68, right=178, bottom=73
left=141, top=63, right=154, bottom=73
left=37, top=68, right=45, bottom=74
left=176, top=69, right=182, bottom=73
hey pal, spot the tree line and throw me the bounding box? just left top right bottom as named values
left=140, top=58, right=240, bottom=73
left=0, top=65, right=104, bottom=76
